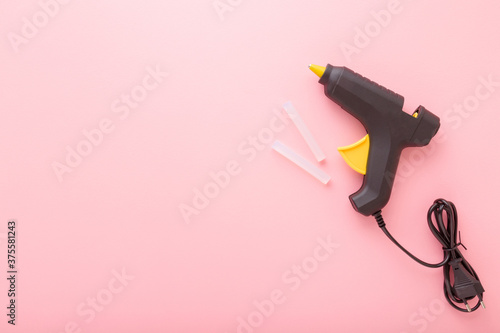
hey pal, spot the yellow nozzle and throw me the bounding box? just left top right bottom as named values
left=309, top=64, right=326, bottom=78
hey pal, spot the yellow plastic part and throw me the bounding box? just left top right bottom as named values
left=309, top=64, right=326, bottom=78
left=337, top=134, right=370, bottom=175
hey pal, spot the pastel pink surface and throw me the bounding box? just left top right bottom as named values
left=1, top=0, right=500, bottom=332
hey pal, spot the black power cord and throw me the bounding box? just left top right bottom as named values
left=373, top=199, right=485, bottom=312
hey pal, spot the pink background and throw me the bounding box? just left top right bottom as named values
left=1, top=0, right=500, bottom=332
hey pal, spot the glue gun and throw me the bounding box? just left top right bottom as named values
left=309, top=64, right=440, bottom=216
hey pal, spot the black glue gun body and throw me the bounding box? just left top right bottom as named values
left=318, top=65, right=440, bottom=216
